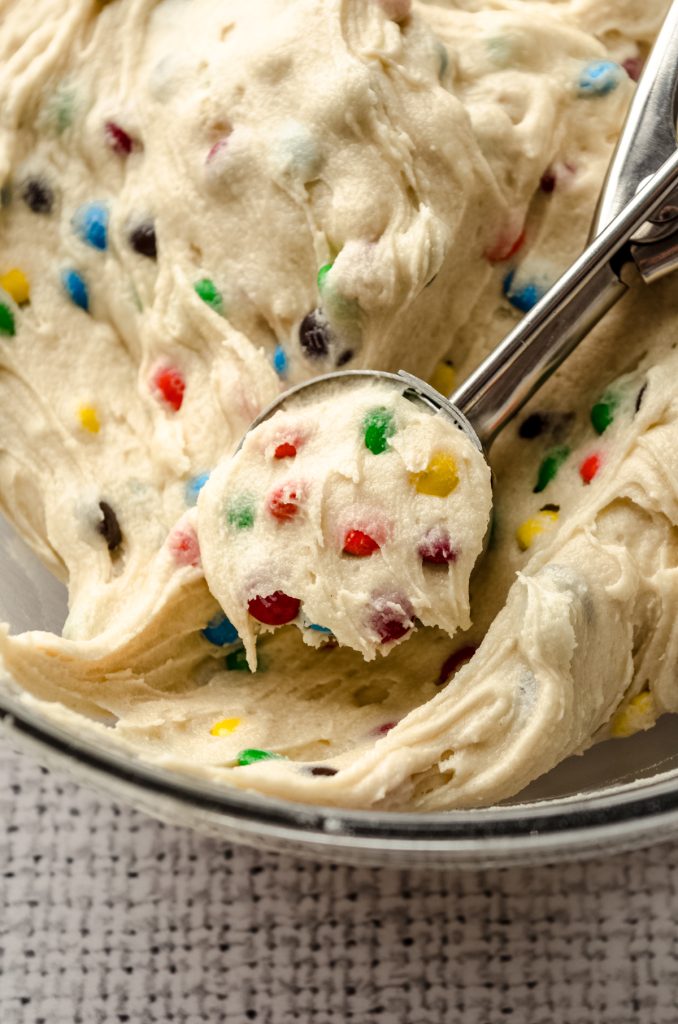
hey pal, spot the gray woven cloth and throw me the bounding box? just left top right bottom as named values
left=1, top=742, right=677, bottom=1024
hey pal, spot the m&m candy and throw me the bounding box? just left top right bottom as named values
left=168, top=525, right=200, bottom=566
left=61, top=269, right=89, bottom=311
left=129, top=220, right=157, bottom=259
left=410, top=451, right=459, bottom=497
left=248, top=591, right=300, bottom=625
left=0, top=303, right=15, bottom=336
left=194, top=277, right=223, bottom=312
left=317, top=263, right=333, bottom=291
left=579, top=453, right=601, bottom=484
left=21, top=177, right=54, bottom=214
left=515, top=505, right=559, bottom=551
left=370, top=593, right=415, bottom=644
left=343, top=529, right=380, bottom=557
left=152, top=366, right=185, bottom=411
left=622, top=56, right=643, bottom=82
left=226, top=647, right=253, bottom=672
left=578, top=60, right=623, bottom=97
left=210, top=717, right=241, bottom=736
left=274, top=441, right=297, bottom=459
left=591, top=393, right=617, bottom=434
left=519, top=412, right=547, bottom=439
left=438, top=645, right=477, bottom=684
left=610, top=691, right=655, bottom=738
left=299, top=309, right=332, bottom=359
left=0, top=269, right=30, bottom=305
left=503, top=271, right=544, bottom=313
left=104, top=121, right=134, bottom=155
left=363, top=407, right=395, bottom=455
left=430, top=360, right=456, bottom=395
left=534, top=445, right=570, bottom=492
left=78, top=405, right=100, bottom=434
left=185, top=473, right=210, bottom=505
left=72, top=202, right=109, bottom=251
left=237, top=748, right=285, bottom=766
left=273, top=344, right=288, bottom=377
left=97, top=501, right=122, bottom=551
left=227, top=495, right=255, bottom=530
left=418, top=528, right=458, bottom=564
left=267, top=482, right=305, bottom=522
left=202, top=612, right=239, bottom=646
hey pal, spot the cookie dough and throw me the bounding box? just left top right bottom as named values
left=0, top=0, right=674, bottom=810
left=198, top=378, right=491, bottom=665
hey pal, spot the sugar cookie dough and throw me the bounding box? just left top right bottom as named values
left=198, top=379, right=491, bottom=665
left=0, top=0, right=675, bottom=810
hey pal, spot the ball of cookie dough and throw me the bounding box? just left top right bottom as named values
left=198, top=379, right=492, bottom=666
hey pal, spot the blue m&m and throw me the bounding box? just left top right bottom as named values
left=202, top=611, right=239, bottom=646
left=578, top=61, right=623, bottom=98
left=61, top=269, right=89, bottom=311
left=502, top=271, right=544, bottom=313
left=185, top=472, right=210, bottom=506
left=273, top=344, right=288, bottom=377
left=72, top=202, right=109, bottom=250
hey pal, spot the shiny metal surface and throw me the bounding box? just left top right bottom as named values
left=451, top=146, right=678, bottom=446
left=592, top=0, right=678, bottom=284
left=593, top=1, right=678, bottom=241
left=238, top=368, right=485, bottom=452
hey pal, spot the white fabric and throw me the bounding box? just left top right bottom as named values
left=1, top=743, right=675, bottom=1023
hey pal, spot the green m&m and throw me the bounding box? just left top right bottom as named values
left=363, top=406, right=396, bottom=455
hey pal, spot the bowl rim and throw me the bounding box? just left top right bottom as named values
left=3, top=686, right=678, bottom=860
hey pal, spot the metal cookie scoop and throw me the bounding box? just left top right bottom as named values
left=247, top=144, right=678, bottom=458
left=246, top=3, right=678, bottom=456
left=207, top=13, right=678, bottom=662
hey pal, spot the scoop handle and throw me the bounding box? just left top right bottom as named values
left=593, top=0, right=678, bottom=242
left=450, top=147, right=678, bottom=448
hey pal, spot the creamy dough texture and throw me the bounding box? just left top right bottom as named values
left=0, top=0, right=676, bottom=809
left=198, top=378, right=491, bottom=665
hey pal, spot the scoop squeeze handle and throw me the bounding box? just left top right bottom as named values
left=450, top=146, right=678, bottom=448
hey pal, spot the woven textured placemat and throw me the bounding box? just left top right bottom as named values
left=1, top=742, right=676, bottom=1024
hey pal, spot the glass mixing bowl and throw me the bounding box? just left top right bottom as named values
left=2, top=511, right=678, bottom=868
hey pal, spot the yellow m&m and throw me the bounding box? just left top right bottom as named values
left=0, top=268, right=30, bottom=306
left=515, top=505, right=559, bottom=551
left=610, top=691, right=655, bottom=738
left=429, top=359, right=456, bottom=396
left=210, top=717, right=241, bottom=737
left=410, top=451, right=459, bottom=497
left=78, top=405, right=100, bottom=434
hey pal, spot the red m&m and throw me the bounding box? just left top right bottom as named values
left=104, top=121, right=134, bottom=155
left=418, top=528, right=458, bottom=564
left=248, top=591, right=300, bottom=625
left=274, top=442, right=297, bottom=459
left=370, top=593, right=415, bottom=644
left=168, top=525, right=200, bottom=567
left=267, top=482, right=305, bottom=522
left=579, top=452, right=601, bottom=484
left=152, top=366, right=185, bottom=411
left=438, top=645, right=477, bottom=684
left=343, top=529, right=380, bottom=557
